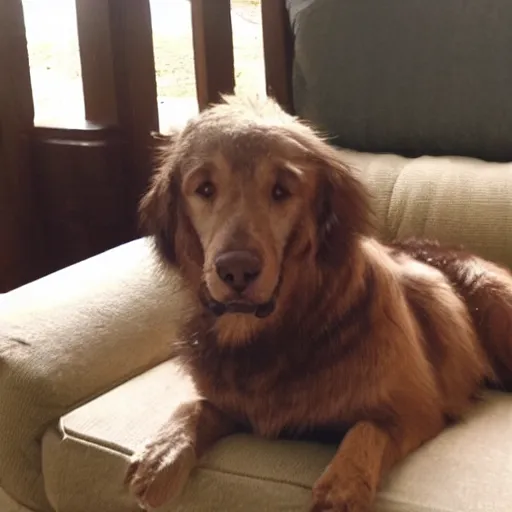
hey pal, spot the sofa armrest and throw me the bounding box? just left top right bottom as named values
left=0, top=237, right=191, bottom=512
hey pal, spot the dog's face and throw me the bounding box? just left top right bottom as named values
left=141, top=97, right=371, bottom=329
left=180, top=142, right=310, bottom=313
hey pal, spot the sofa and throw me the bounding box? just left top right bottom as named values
left=2, top=1, right=512, bottom=511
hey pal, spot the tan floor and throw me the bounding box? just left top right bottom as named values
left=0, top=487, right=32, bottom=512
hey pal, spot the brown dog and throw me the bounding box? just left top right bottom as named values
left=125, top=96, right=512, bottom=511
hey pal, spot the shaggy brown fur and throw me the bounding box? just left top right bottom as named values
left=126, top=96, right=512, bottom=512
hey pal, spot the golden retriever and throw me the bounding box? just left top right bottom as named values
left=125, top=95, right=512, bottom=512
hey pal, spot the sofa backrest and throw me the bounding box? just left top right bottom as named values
left=289, top=0, right=512, bottom=162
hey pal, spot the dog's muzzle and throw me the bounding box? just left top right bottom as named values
left=199, top=283, right=279, bottom=319
left=200, top=294, right=276, bottom=318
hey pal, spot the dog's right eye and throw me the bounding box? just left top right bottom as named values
left=195, top=181, right=216, bottom=199
left=271, top=183, right=290, bottom=202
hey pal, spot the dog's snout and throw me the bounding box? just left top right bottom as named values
left=215, top=250, right=262, bottom=293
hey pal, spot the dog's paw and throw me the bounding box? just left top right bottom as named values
left=125, top=438, right=196, bottom=510
left=310, top=472, right=372, bottom=512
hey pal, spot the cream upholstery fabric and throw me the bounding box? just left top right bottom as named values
left=0, top=487, right=34, bottom=512
left=43, top=359, right=512, bottom=512
left=341, top=150, right=512, bottom=268
left=0, top=238, right=191, bottom=511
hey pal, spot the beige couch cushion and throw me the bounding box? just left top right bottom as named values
left=341, top=150, right=512, bottom=268
left=42, top=359, right=512, bottom=512
left=0, top=238, right=191, bottom=512
left=0, top=487, right=33, bottom=512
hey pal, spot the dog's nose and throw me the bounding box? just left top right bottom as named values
left=215, top=250, right=262, bottom=293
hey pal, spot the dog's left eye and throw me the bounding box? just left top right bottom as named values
left=271, top=183, right=290, bottom=202
left=195, top=181, right=216, bottom=199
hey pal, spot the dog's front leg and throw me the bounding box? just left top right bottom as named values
left=310, top=415, right=444, bottom=512
left=126, top=399, right=236, bottom=509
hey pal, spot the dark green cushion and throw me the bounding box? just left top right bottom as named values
left=291, top=0, right=512, bottom=162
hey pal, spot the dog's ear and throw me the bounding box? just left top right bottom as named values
left=315, top=151, right=373, bottom=266
left=139, top=159, right=181, bottom=265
